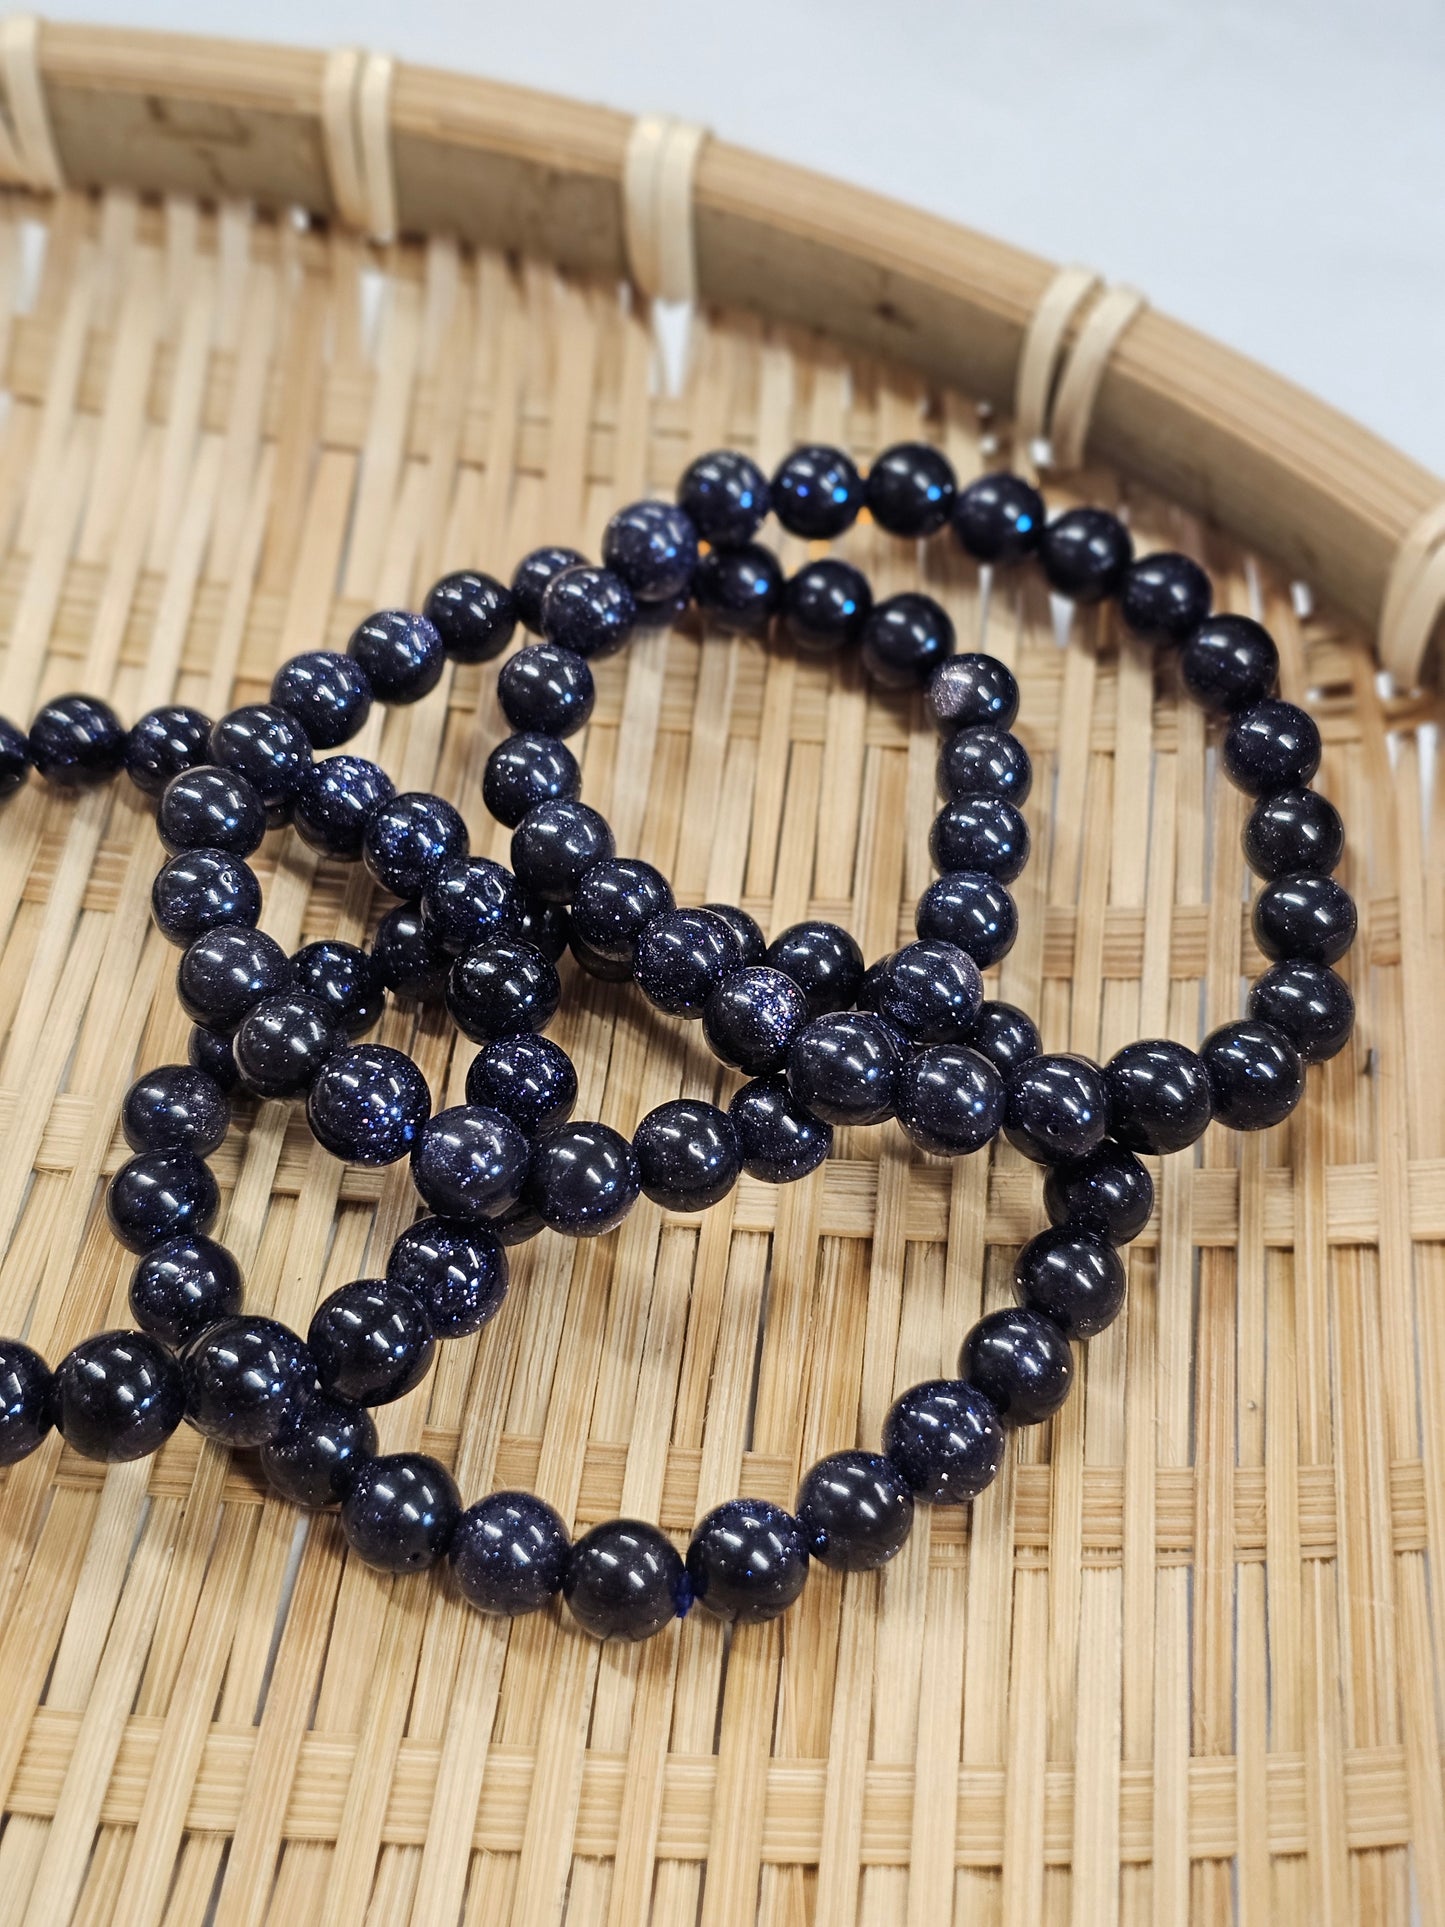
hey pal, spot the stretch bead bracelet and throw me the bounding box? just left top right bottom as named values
left=0, top=445, right=1356, bottom=1638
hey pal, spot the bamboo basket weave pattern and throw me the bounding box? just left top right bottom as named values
left=0, top=96, right=1443, bottom=1927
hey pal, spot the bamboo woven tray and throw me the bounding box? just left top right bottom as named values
left=0, top=20, right=1442, bottom=1926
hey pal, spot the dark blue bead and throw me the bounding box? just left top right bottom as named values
left=1014, top=1227, right=1126, bottom=1338
left=451, top=1491, right=570, bottom=1615
left=967, top=1000, right=1041, bottom=1076
left=446, top=940, right=560, bottom=1043
left=181, top=1315, right=315, bottom=1446
left=633, top=1099, right=740, bottom=1211
left=763, top=921, right=864, bottom=1016
left=511, top=546, right=588, bottom=634
left=1119, top=551, right=1212, bottom=643
left=1253, top=873, right=1356, bottom=965
left=288, top=940, right=384, bottom=1038
left=483, top=731, right=580, bottom=828
left=188, top=1025, right=240, bottom=1091
left=516, top=892, right=571, bottom=962
left=106, top=1149, right=219, bottom=1253
left=525, top=1122, right=640, bottom=1236
left=497, top=643, right=595, bottom=738
left=207, top=704, right=312, bottom=826
left=260, top=1393, right=377, bottom=1507
left=29, top=694, right=126, bottom=787
left=894, top=1045, right=1004, bottom=1156
left=158, top=766, right=266, bottom=858
left=677, top=449, right=770, bottom=547
left=1248, top=959, right=1354, bottom=1064
left=386, top=1217, right=508, bottom=1339
left=795, top=1451, right=914, bottom=1571
left=938, top=726, right=1031, bottom=805
left=1180, top=615, right=1278, bottom=714
left=122, top=1064, right=229, bottom=1155
left=693, top=543, right=784, bottom=634
left=177, top=924, right=289, bottom=1032
left=1038, top=507, right=1133, bottom=603
left=53, top=1330, right=183, bottom=1461
left=420, top=854, right=521, bottom=956
left=865, top=441, right=956, bottom=537
left=292, top=755, right=395, bottom=860
left=1243, top=787, right=1344, bottom=880
left=873, top=939, right=983, bottom=1044
left=787, top=1011, right=901, bottom=1126
left=1224, top=700, right=1322, bottom=797
left=602, top=499, right=698, bottom=602
left=686, top=1498, right=808, bottom=1624
left=1201, top=1019, right=1304, bottom=1130
left=951, top=473, right=1044, bottom=564
left=860, top=592, right=954, bottom=690
left=466, top=1034, right=577, bottom=1136
left=411, top=1104, right=531, bottom=1218
left=307, top=1045, right=432, bottom=1165
left=129, top=1234, right=242, bottom=1349
left=373, top=903, right=449, bottom=1001
left=702, top=903, right=766, bottom=965
left=347, top=608, right=445, bottom=704
left=634, top=907, right=742, bottom=1017
left=233, top=992, right=335, bottom=1098
left=363, top=791, right=469, bottom=898
left=570, top=931, right=634, bottom=982
left=0, top=715, right=29, bottom=799
left=422, top=570, right=517, bottom=663
left=1104, top=1038, right=1212, bottom=1154
left=308, top=1278, right=435, bottom=1405
left=728, top=1078, right=832, bottom=1183
left=925, top=653, right=1020, bottom=734
left=569, top=858, right=675, bottom=963
left=540, top=566, right=637, bottom=660
left=929, top=796, right=1030, bottom=883
left=564, top=1518, right=688, bottom=1640
left=772, top=444, right=863, bottom=539
left=1044, top=1144, right=1154, bottom=1245
left=916, top=872, right=1018, bottom=968
left=125, top=705, right=211, bottom=797
left=960, top=1308, right=1074, bottom=1426
left=783, top=559, right=872, bottom=655
left=341, top=1452, right=461, bottom=1571
left=883, top=1379, right=1005, bottom=1501
left=703, top=965, right=809, bottom=1075
left=270, top=651, right=373, bottom=748
left=510, top=800, right=614, bottom=903
left=0, top=1340, right=53, bottom=1463
left=1004, top=1053, right=1108, bottom=1164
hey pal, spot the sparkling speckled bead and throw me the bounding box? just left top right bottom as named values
left=1014, top=1227, right=1126, bottom=1338
left=1223, top=699, right=1322, bottom=797
left=693, top=542, right=785, bottom=634
left=728, top=1078, right=833, bottom=1183
left=152, top=849, right=262, bottom=946
left=446, top=941, right=560, bottom=1043
left=564, top=1518, right=689, bottom=1640
left=129, top=1234, right=243, bottom=1350
left=967, top=999, right=1041, bottom=1077
left=634, top=907, right=741, bottom=1017
left=510, top=799, right=615, bottom=903
left=960, top=1307, right=1074, bottom=1426
left=411, top=1104, right=530, bottom=1219
left=451, top=1491, right=571, bottom=1615
left=525, top=1122, right=640, bottom=1237
left=602, top=499, right=698, bottom=602
left=260, top=1393, right=377, bottom=1508
left=894, top=1044, right=1004, bottom=1156
left=373, top=904, right=449, bottom=1002
left=702, top=965, right=808, bottom=1075
left=482, top=731, right=581, bottom=828
left=158, top=765, right=266, bottom=859
left=1242, top=786, right=1345, bottom=880
left=786, top=1011, right=902, bottom=1126
left=466, top=1033, right=577, bottom=1137
left=308, top=1278, right=435, bottom=1406
left=363, top=791, right=469, bottom=899
left=29, top=694, right=127, bottom=787
left=511, top=546, right=588, bottom=633
left=1200, top=1019, right=1304, bottom=1131
left=188, top=1025, right=240, bottom=1091
left=1004, top=1053, right=1109, bottom=1164
left=1118, top=550, right=1212, bottom=644
left=938, top=725, right=1032, bottom=805
left=0, top=716, right=29, bottom=800
left=702, top=903, right=766, bottom=966
left=53, top=1330, right=184, bottom=1461
left=1043, top=1142, right=1154, bottom=1245
left=422, top=570, right=517, bottom=663
left=783, top=558, right=872, bottom=655
left=795, top=1451, right=914, bottom=1571
left=497, top=642, right=595, bottom=738
left=677, top=448, right=770, bottom=546
left=1252, top=873, right=1357, bottom=965
left=288, top=940, right=384, bottom=1039
left=872, top=938, right=982, bottom=1044
left=929, top=795, right=1031, bottom=882
left=1103, top=1038, right=1213, bottom=1154
left=540, top=565, right=637, bottom=660
left=915, top=872, right=1018, bottom=968
left=385, top=1217, right=508, bottom=1340
left=1179, top=614, right=1278, bottom=713
left=883, top=1379, right=1005, bottom=1502
left=420, top=853, right=521, bottom=957
left=233, top=992, right=335, bottom=1098
left=122, top=1064, right=229, bottom=1157
left=270, top=651, right=373, bottom=748
left=181, top=1315, right=316, bottom=1447
left=1247, top=959, right=1354, bottom=1064
left=686, top=1499, right=809, bottom=1624
left=177, top=924, right=289, bottom=1033
left=764, top=920, right=864, bottom=1016
left=207, top=704, right=313, bottom=825
left=292, top=755, right=395, bottom=860
left=1038, top=507, right=1133, bottom=602
left=307, top=1045, right=432, bottom=1165
left=951, top=472, right=1044, bottom=564
left=633, top=1099, right=741, bottom=1211
left=865, top=440, right=956, bottom=536
left=925, top=653, right=1020, bottom=736
left=859, top=592, right=954, bottom=689
left=341, top=1452, right=461, bottom=1571
left=106, top=1148, right=219, bottom=1253
left=125, top=705, right=211, bottom=797
left=772, top=444, right=863, bottom=539
left=347, top=608, right=445, bottom=704
left=569, top=858, right=674, bottom=963
left=0, top=1340, right=53, bottom=1464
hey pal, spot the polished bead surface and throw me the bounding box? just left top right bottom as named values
left=29, top=694, right=127, bottom=787
left=510, top=799, right=615, bottom=903
left=1044, top=1142, right=1154, bottom=1244
left=260, top=1393, right=377, bottom=1508
left=894, top=1044, right=1004, bottom=1156
left=1200, top=1019, right=1305, bottom=1131
left=967, top=999, right=1041, bottom=1076
left=540, top=565, right=636, bottom=660
left=466, top=1033, right=576, bottom=1136
left=233, top=992, right=335, bottom=1098
left=483, top=731, right=581, bottom=829
left=411, top=1104, right=530, bottom=1218
left=938, top=725, right=1032, bottom=805
left=422, top=569, right=517, bottom=663
left=129, top=1234, right=242, bottom=1349
left=1253, top=873, right=1357, bottom=965
left=1104, top=1037, right=1213, bottom=1154
left=187, top=1025, right=239, bottom=1091
left=288, top=940, right=383, bottom=1039
left=373, top=903, right=449, bottom=1002
left=915, top=872, right=1018, bottom=968
left=510, top=546, right=588, bottom=633
left=123, top=1064, right=229, bottom=1156
left=484, top=1199, right=547, bottom=1245
left=929, top=796, right=1030, bottom=882
left=783, top=558, right=872, bottom=655
left=0, top=715, right=28, bottom=798
left=292, top=755, right=395, bottom=860
left=926, top=652, right=1020, bottom=735
left=386, top=1217, right=508, bottom=1339
left=270, top=651, right=373, bottom=748
left=787, top=1011, right=902, bottom=1126
left=182, top=1315, right=315, bottom=1446
left=764, top=920, right=864, bottom=1016
left=446, top=940, right=560, bottom=1043
left=772, top=444, right=863, bottom=538
left=866, top=440, right=956, bottom=536
left=177, top=923, right=289, bottom=1033
left=54, top=1330, right=184, bottom=1461
left=693, top=542, right=784, bottom=633
left=517, top=892, right=570, bottom=962
left=873, top=938, right=983, bottom=1044
left=158, top=765, right=266, bottom=858
left=960, top=1307, right=1074, bottom=1426
left=341, top=1452, right=461, bottom=1571
left=702, top=903, right=766, bottom=966
left=1248, top=959, right=1354, bottom=1063
left=1243, top=786, right=1344, bottom=879
left=634, top=1099, right=741, bottom=1211
left=569, top=931, right=633, bottom=982
left=107, top=1148, right=219, bottom=1253
left=728, top=1078, right=833, bottom=1183
left=569, top=858, right=674, bottom=962
left=860, top=591, right=954, bottom=690
left=1038, top=507, right=1133, bottom=602
left=498, top=642, right=595, bottom=737
left=208, top=704, right=312, bottom=825
left=308, top=1278, right=435, bottom=1406
left=677, top=448, right=770, bottom=546
left=0, top=1340, right=52, bottom=1464
left=687, top=1499, right=809, bottom=1623
left=1223, top=699, right=1322, bottom=797
left=346, top=608, right=445, bottom=704
left=884, top=1379, right=1004, bottom=1502
left=363, top=791, right=469, bottom=898
left=1179, top=614, right=1279, bottom=713
left=602, top=499, right=698, bottom=602
left=1015, top=1227, right=1126, bottom=1337
left=125, top=705, right=211, bottom=796
left=795, top=1451, right=914, bottom=1570
left=420, top=854, right=521, bottom=957
left=307, top=1045, right=432, bottom=1165
left=951, top=471, right=1045, bottom=563
left=452, top=1491, right=571, bottom=1615
left=634, top=907, right=742, bottom=1017
left=1118, top=550, right=1212, bottom=643
left=525, top=1122, right=640, bottom=1236
left=152, top=849, right=261, bottom=946
left=703, top=965, right=808, bottom=1075
left=1004, top=1053, right=1109, bottom=1164
left=564, top=1518, right=689, bottom=1640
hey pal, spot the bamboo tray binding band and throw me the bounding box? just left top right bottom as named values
left=0, top=15, right=1443, bottom=1926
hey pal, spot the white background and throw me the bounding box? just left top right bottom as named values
left=37, top=0, right=1445, bottom=473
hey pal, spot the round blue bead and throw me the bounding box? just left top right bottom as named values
left=952, top=473, right=1045, bottom=564
left=873, top=939, right=982, bottom=1045
left=260, top=1393, right=377, bottom=1508
left=883, top=1379, right=1005, bottom=1501
left=29, top=694, right=127, bottom=787
left=564, top=1519, right=688, bottom=1640
left=307, top=1278, right=435, bottom=1406
left=411, top=1105, right=531, bottom=1219
left=929, top=796, right=1031, bottom=883
left=783, top=559, right=872, bottom=655
left=158, top=765, right=267, bottom=858
left=865, top=441, right=956, bottom=537
left=342, top=1452, right=461, bottom=1571
left=938, top=725, right=1032, bottom=805
left=601, top=499, right=698, bottom=602
left=772, top=444, right=863, bottom=539
left=728, top=1078, right=832, bottom=1184
left=0, top=1340, right=52, bottom=1464
left=540, top=565, right=637, bottom=660
left=764, top=921, right=864, bottom=1016
left=510, top=799, right=614, bottom=903
left=860, top=591, right=954, bottom=690
left=207, top=704, right=312, bottom=826
left=633, top=1099, right=740, bottom=1212
left=176, top=924, right=289, bottom=1033
left=124, top=705, right=211, bottom=797
left=129, top=1234, right=243, bottom=1349
left=422, top=570, right=517, bottom=663
left=346, top=608, right=445, bottom=704
left=1014, top=1227, right=1126, bottom=1338
left=363, top=790, right=470, bottom=898
left=967, top=1000, right=1040, bottom=1077
left=451, top=1491, right=571, bottom=1615
left=1043, top=1143, right=1154, bottom=1245
left=677, top=448, right=770, bottom=547
left=446, top=941, right=560, bottom=1044
left=497, top=643, right=594, bottom=738
left=106, top=1149, right=219, bottom=1254
left=1039, top=507, right=1133, bottom=603
left=915, top=872, right=1018, bottom=969
left=385, top=1217, right=508, bottom=1339
left=511, top=546, right=587, bottom=634
left=53, top=1330, right=183, bottom=1461
left=122, top=1063, right=230, bottom=1156
left=526, top=1122, right=639, bottom=1237
left=633, top=907, right=741, bottom=1017
left=702, top=966, right=808, bottom=1076
left=960, top=1308, right=1074, bottom=1426
left=1120, top=550, right=1212, bottom=644
left=420, top=854, right=522, bottom=956
left=786, top=1011, right=902, bottom=1126
left=233, top=992, right=335, bottom=1099
left=686, top=1498, right=809, bottom=1624
left=894, top=1045, right=1004, bottom=1157
left=292, top=755, right=395, bottom=860
left=187, top=1025, right=240, bottom=1091
left=270, top=651, right=373, bottom=748
left=795, top=1451, right=914, bottom=1571
left=1004, top=1053, right=1109, bottom=1164
left=466, top=1034, right=577, bottom=1137
left=693, top=542, right=783, bottom=634
left=926, top=653, right=1020, bottom=734
left=288, top=939, right=384, bottom=1038
left=569, top=858, right=674, bottom=964
left=152, top=849, right=261, bottom=946
left=372, top=903, right=449, bottom=1002
left=482, top=732, right=580, bottom=828
left=181, top=1315, right=316, bottom=1447
left=307, top=1045, right=432, bottom=1165
left=0, top=715, right=30, bottom=799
